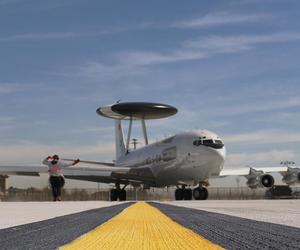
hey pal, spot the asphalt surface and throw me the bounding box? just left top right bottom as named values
left=0, top=201, right=124, bottom=229
left=162, top=200, right=300, bottom=228
left=0, top=202, right=132, bottom=250
left=151, top=202, right=300, bottom=250
left=61, top=202, right=222, bottom=250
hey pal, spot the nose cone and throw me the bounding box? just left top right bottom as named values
left=209, top=146, right=226, bottom=174
left=217, top=146, right=226, bottom=162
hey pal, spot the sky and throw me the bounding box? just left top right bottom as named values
left=0, top=0, right=300, bottom=188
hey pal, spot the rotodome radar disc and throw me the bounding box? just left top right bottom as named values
left=97, top=102, right=177, bottom=120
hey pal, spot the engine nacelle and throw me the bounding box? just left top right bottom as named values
left=281, top=167, right=300, bottom=185
left=246, top=168, right=275, bottom=189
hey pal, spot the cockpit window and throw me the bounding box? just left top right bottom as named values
left=193, top=138, right=224, bottom=149
left=203, top=139, right=213, bottom=144
left=214, top=140, right=223, bottom=144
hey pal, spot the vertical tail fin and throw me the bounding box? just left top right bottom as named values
left=115, top=120, right=126, bottom=160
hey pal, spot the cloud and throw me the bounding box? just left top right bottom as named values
left=72, top=62, right=149, bottom=81
left=117, top=32, right=300, bottom=66
left=0, top=12, right=269, bottom=42
left=224, top=130, right=300, bottom=144
left=0, top=32, right=83, bottom=42
left=0, top=117, right=48, bottom=133
left=184, top=32, right=300, bottom=52
left=69, top=126, right=113, bottom=134
left=226, top=150, right=296, bottom=167
left=0, top=23, right=154, bottom=42
left=66, top=31, right=300, bottom=82
left=173, top=12, right=269, bottom=28
left=0, top=0, right=23, bottom=5
left=0, top=116, right=16, bottom=123
left=0, top=83, right=24, bottom=94
left=0, top=117, right=17, bottom=131
left=211, top=98, right=300, bottom=116
left=116, top=50, right=207, bottom=66
left=0, top=141, right=115, bottom=164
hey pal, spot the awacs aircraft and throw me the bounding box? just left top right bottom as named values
left=0, top=102, right=299, bottom=201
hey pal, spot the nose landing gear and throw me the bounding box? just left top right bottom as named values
left=110, top=183, right=127, bottom=201
left=175, top=186, right=192, bottom=200
left=175, top=183, right=209, bottom=200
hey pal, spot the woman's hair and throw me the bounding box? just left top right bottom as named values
left=52, top=154, right=59, bottom=160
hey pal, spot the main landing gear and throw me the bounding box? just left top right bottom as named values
left=175, top=184, right=208, bottom=200
left=110, top=183, right=127, bottom=201
left=192, top=186, right=208, bottom=200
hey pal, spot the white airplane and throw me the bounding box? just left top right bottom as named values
left=0, top=102, right=299, bottom=201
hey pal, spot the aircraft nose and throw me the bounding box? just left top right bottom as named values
left=216, top=147, right=226, bottom=161
left=211, top=147, right=226, bottom=169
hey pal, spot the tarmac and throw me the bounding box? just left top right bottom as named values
left=0, top=202, right=132, bottom=250
left=160, top=200, right=300, bottom=228
left=152, top=201, right=300, bottom=249
left=0, top=201, right=124, bottom=229
left=0, top=200, right=299, bottom=249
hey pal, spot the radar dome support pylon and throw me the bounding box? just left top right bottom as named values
left=96, top=102, right=177, bottom=156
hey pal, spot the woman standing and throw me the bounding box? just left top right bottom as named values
left=43, top=155, right=80, bottom=201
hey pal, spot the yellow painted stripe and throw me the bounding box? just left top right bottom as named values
left=60, top=202, right=223, bottom=250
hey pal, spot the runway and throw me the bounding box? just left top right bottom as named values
left=0, top=202, right=132, bottom=250
left=159, top=200, right=300, bottom=228
left=0, top=201, right=124, bottom=229
left=0, top=200, right=299, bottom=249
left=152, top=202, right=300, bottom=249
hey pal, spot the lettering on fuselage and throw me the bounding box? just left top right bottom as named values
left=142, top=147, right=177, bottom=165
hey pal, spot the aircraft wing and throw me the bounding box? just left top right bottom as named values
left=63, top=166, right=130, bottom=175
left=62, top=159, right=114, bottom=167
left=0, top=164, right=130, bottom=177
left=0, top=163, right=155, bottom=185
left=0, top=165, right=48, bottom=176
left=64, top=165, right=155, bottom=185
left=219, top=166, right=288, bottom=177
left=215, top=166, right=300, bottom=188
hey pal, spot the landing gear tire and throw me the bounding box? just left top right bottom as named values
left=193, top=187, right=208, bottom=200
left=183, top=188, right=192, bottom=200
left=110, top=188, right=127, bottom=201
left=110, top=189, right=119, bottom=201
left=119, top=189, right=127, bottom=201
left=175, top=188, right=192, bottom=200
left=175, top=189, right=184, bottom=200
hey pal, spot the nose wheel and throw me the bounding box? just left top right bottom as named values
left=175, top=187, right=192, bottom=200
left=110, top=183, right=127, bottom=201
left=192, top=186, right=208, bottom=200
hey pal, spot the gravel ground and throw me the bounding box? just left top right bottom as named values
left=151, top=202, right=300, bottom=250
left=0, top=202, right=132, bottom=250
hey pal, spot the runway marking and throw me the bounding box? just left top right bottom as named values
left=151, top=202, right=300, bottom=250
left=60, top=202, right=222, bottom=250
left=0, top=203, right=132, bottom=250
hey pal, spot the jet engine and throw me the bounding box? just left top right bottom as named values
left=281, top=167, right=300, bottom=185
left=246, top=168, right=274, bottom=189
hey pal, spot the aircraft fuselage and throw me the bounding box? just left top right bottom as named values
left=116, top=130, right=226, bottom=187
